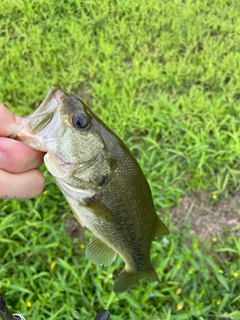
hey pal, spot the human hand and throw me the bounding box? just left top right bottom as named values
left=0, top=103, right=45, bottom=199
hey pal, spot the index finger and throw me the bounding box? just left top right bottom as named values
left=0, top=103, right=21, bottom=137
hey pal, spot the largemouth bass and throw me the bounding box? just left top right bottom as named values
left=12, top=85, right=169, bottom=293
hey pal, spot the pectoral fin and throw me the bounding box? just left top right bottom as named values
left=155, top=218, right=170, bottom=236
left=85, top=236, right=117, bottom=267
left=83, top=197, right=113, bottom=221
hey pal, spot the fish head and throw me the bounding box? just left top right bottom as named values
left=12, top=85, right=113, bottom=197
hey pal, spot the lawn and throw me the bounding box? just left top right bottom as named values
left=0, top=0, right=240, bottom=319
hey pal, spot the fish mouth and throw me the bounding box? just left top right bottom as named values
left=10, top=86, right=66, bottom=152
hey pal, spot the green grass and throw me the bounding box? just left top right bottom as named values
left=0, top=0, right=240, bottom=319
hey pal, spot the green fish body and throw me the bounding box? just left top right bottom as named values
left=12, top=86, right=169, bottom=293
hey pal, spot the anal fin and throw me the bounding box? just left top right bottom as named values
left=85, top=236, right=117, bottom=267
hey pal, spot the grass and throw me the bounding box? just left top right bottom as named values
left=0, top=0, right=240, bottom=319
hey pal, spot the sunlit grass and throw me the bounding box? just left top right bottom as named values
left=0, top=0, right=240, bottom=319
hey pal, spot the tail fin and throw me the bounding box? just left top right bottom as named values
left=113, top=267, right=159, bottom=294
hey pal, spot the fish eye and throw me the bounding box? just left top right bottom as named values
left=72, top=113, right=89, bottom=130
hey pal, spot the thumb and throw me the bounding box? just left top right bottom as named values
left=0, top=103, right=22, bottom=137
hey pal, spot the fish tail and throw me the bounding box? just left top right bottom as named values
left=113, top=266, right=159, bottom=294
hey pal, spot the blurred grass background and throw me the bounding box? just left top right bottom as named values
left=0, top=0, right=240, bottom=319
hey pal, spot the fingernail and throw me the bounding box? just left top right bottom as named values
left=15, top=116, right=23, bottom=125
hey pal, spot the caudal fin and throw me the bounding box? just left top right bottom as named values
left=113, top=267, right=159, bottom=294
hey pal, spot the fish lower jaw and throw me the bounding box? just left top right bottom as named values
left=55, top=178, right=95, bottom=200
left=45, top=152, right=74, bottom=171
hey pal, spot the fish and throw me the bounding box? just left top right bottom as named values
left=11, top=85, right=169, bottom=293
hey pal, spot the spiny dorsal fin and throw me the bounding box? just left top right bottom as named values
left=155, top=218, right=170, bottom=237
left=85, top=236, right=117, bottom=267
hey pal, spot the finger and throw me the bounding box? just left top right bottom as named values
left=0, top=103, right=21, bottom=137
left=0, top=169, right=45, bottom=199
left=0, top=137, right=44, bottom=173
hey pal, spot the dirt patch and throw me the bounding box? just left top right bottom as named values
left=65, top=217, right=84, bottom=242
left=170, top=191, right=240, bottom=241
